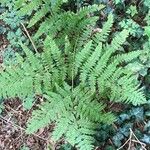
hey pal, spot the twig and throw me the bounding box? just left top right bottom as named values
left=21, top=23, right=38, bottom=53
left=127, top=128, right=132, bottom=150
left=117, top=137, right=130, bottom=150
left=132, top=139, right=147, bottom=147
left=131, top=128, right=147, bottom=149
left=112, top=123, right=118, bottom=130
left=117, top=128, right=147, bottom=150
left=3, top=104, right=23, bottom=116
left=109, top=102, right=115, bottom=108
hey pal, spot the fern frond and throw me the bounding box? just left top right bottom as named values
left=33, top=13, right=64, bottom=39
left=0, top=64, right=34, bottom=99
left=77, top=31, right=146, bottom=106
left=93, top=45, right=113, bottom=76
left=78, top=4, right=104, bottom=17
left=52, top=116, right=71, bottom=141
left=15, top=0, right=28, bottom=9
left=76, top=93, right=115, bottom=123
left=110, top=29, right=129, bottom=51
left=75, top=41, right=92, bottom=68
left=27, top=3, right=50, bottom=28
left=93, top=14, right=113, bottom=43
left=66, top=119, right=96, bottom=150
left=26, top=101, right=54, bottom=134
left=75, top=40, right=92, bottom=72
left=20, top=43, right=41, bottom=70
left=44, top=36, right=62, bottom=67
left=17, top=0, right=43, bottom=16
left=76, top=26, right=93, bottom=50
left=113, top=50, right=142, bottom=63
left=110, top=74, right=146, bottom=105
left=80, top=42, right=102, bottom=83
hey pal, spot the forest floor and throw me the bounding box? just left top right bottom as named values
left=0, top=99, right=52, bottom=150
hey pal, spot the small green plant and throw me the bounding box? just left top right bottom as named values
left=126, top=5, right=138, bottom=17
left=0, top=0, right=26, bottom=48
left=0, top=0, right=28, bottom=68
left=20, top=145, right=30, bottom=150
left=119, top=19, right=143, bottom=37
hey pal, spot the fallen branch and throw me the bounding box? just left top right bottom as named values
left=117, top=128, right=147, bottom=150
left=21, top=23, right=38, bottom=53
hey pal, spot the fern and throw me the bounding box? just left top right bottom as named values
left=0, top=2, right=147, bottom=149
left=1, top=31, right=146, bottom=149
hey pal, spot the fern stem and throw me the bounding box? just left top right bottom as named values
left=71, top=37, right=79, bottom=92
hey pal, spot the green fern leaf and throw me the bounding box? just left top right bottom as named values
left=93, top=14, right=113, bottom=43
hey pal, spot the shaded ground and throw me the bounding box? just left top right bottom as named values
left=0, top=99, right=53, bottom=150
